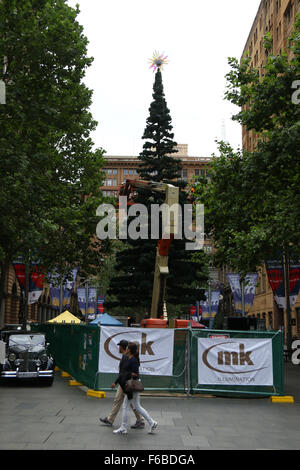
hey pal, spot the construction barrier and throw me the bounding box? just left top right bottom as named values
left=189, top=329, right=284, bottom=397
left=31, top=323, right=284, bottom=397
left=35, top=323, right=100, bottom=390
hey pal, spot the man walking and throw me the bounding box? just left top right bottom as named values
left=100, top=339, right=145, bottom=429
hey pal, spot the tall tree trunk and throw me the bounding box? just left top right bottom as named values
left=22, top=263, right=30, bottom=330
left=0, top=257, right=9, bottom=328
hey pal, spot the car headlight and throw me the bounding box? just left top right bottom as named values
left=36, top=360, right=41, bottom=367
left=40, top=354, right=48, bottom=363
left=15, top=359, right=22, bottom=366
left=8, top=353, right=16, bottom=362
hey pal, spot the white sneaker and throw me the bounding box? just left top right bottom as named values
left=148, top=421, right=158, bottom=434
left=113, top=427, right=127, bottom=434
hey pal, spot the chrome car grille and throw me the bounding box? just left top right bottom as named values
left=11, top=351, right=45, bottom=371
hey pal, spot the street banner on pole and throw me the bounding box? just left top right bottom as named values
left=28, top=262, right=44, bottom=304
left=12, top=259, right=26, bottom=291
left=97, top=295, right=105, bottom=314
left=13, top=258, right=44, bottom=304
left=77, top=287, right=86, bottom=315
left=49, top=270, right=61, bottom=309
left=227, top=274, right=242, bottom=314
left=200, top=291, right=209, bottom=318
left=190, top=305, right=196, bottom=317
left=28, top=290, right=42, bottom=304
left=288, top=257, right=300, bottom=308
left=49, top=286, right=60, bottom=309
left=87, top=287, right=97, bottom=319
left=244, top=273, right=258, bottom=314
left=98, top=326, right=174, bottom=376
left=210, top=290, right=221, bottom=317
left=62, top=268, right=78, bottom=309
left=201, top=291, right=220, bottom=319
left=49, top=268, right=77, bottom=310
left=265, top=259, right=286, bottom=309
left=30, top=262, right=44, bottom=290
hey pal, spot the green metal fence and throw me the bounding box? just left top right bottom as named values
left=189, top=329, right=284, bottom=397
left=32, top=323, right=188, bottom=393
left=33, top=323, right=100, bottom=390
left=32, top=323, right=284, bottom=397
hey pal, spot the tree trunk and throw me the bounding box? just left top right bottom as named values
left=0, top=258, right=9, bottom=328
left=22, top=263, right=30, bottom=330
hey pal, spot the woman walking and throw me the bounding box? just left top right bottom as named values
left=113, top=342, right=158, bottom=435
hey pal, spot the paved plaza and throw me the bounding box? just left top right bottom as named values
left=0, top=363, right=300, bottom=451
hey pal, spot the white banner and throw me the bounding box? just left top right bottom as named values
left=28, top=290, right=42, bottom=305
left=98, top=326, right=174, bottom=376
left=197, top=338, right=273, bottom=386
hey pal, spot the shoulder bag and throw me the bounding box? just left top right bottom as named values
left=125, top=378, right=144, bottom=393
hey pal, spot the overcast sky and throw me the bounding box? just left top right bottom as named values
left=67, top=0, right=261, bottom=157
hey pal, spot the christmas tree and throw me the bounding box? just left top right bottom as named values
left=107, top=54, right=207, bottom=317
left=138, top=67, right=182, bottom=182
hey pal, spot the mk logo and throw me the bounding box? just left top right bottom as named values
left=104, top=331, right=156, bottom=361
left=217, top=344, right=254, bottom=366
left=140, top=333, right=154, bottom=355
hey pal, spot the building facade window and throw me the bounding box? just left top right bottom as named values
left=103, top=190, right=117, bottom=197
left=106, top=179, right=117, bottom=186
left=124, top=168, right=137, bottom=175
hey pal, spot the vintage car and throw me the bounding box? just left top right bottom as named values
left=0, top=331, right=54, bottom=385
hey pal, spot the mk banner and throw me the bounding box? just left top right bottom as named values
left=98, top=327, right=174, bottom=376
left=197, top=337, right=273, bottom=386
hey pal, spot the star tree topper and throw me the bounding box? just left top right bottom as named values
left=149, top=51, right=168, bottom=72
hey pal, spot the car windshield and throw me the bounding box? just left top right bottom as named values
left=9, top=334, right=46, bottom=347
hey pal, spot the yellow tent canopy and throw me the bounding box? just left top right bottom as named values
left=48, top=310, right=81, bottom=324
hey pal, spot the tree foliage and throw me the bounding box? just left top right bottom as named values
left=138, top=69, right=182, bottom=183
left=193, top=18, right=300, bottom=274
left=0, top=0, right=109, bottom=284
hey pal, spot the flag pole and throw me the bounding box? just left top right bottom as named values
left=59, top=280, right=63, bottom=314
left=23, top=263, right=30, bottom=330
left=85, top=281, right=89, bottom=320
